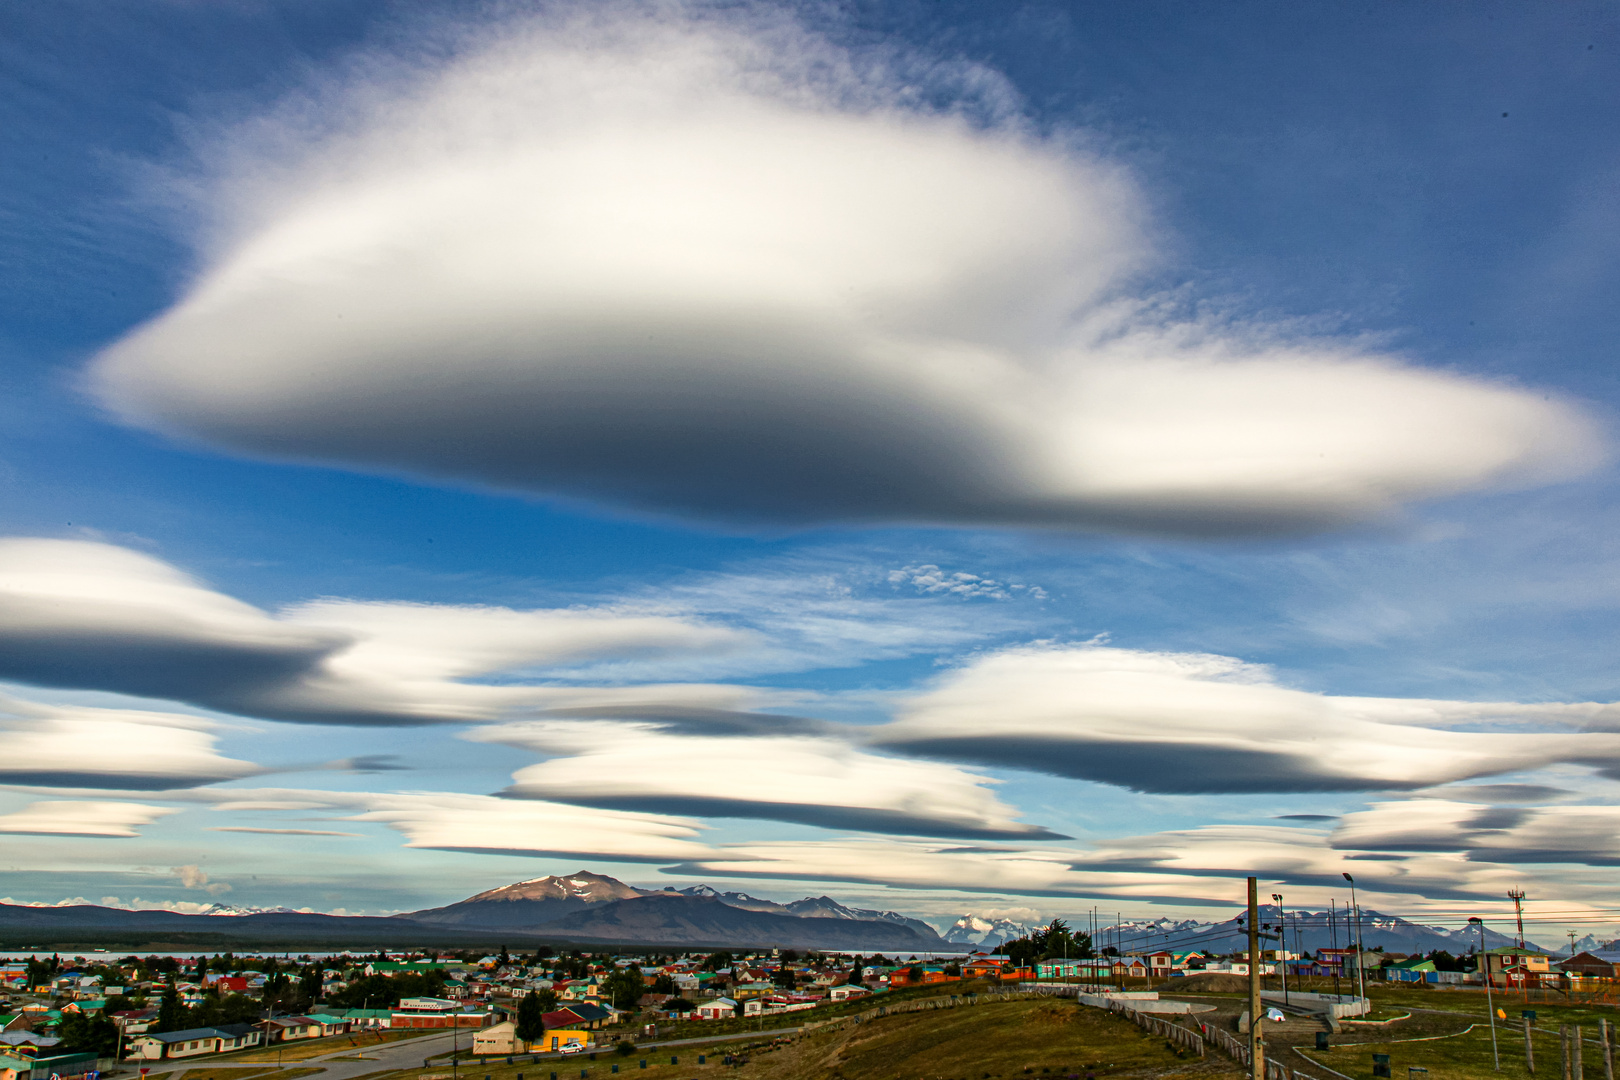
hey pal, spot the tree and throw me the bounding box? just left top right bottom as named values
left=58, top=1012, right=118, bottom=1056
left=1425, top=950, right=1466, bottom=973
left=154, top=983, right=186, bottom=1034
left=700, top=951, right=733, bottom=973
left=325, top=970, right=448, bottom=1009
left=532, top=987, right=559, bottom=1013
left=600, top=967, right=645, bottom=1011
left=298, top=964, right=324, bottom=1006
left=515, top=994, right=545, bottom=1046
left=999, top=936, right=1039, bottom=968
left=499, top=944, right=510, bottom=966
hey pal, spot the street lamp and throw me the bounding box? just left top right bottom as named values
left=1469, top=917, right=1500, bottom=1072
left=1272, top=894, right=1288, bottom=1008
left=1341, top=874, right=1366, bottom=1012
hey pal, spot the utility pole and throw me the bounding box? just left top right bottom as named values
left=1571, top=931, right=1580, bottom=959
left=1273, top=893, right=1289, bottom=1009
left=1330, top=899, right=1342, bottom=1001
left=1247, top=877, right=1265, bottom=1080
left=1509, top=891, right=1527, bottom=949
left=1343, top=873, right=1366, bottom=1012
left=1471, top=916, right=1501, bottom=1072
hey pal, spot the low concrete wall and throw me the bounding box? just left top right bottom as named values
left=1078, top=993, right=1212, bottom=1014
left=1261, top=990, right=1367, bottom=1018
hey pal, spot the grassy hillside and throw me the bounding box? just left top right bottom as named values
left=742, top=997, right=1241, bottom=1080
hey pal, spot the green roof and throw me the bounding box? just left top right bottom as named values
left=1386, top=959, right=1436, bottom=971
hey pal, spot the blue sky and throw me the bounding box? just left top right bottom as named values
left=2, top=0, right=1619, bottom=938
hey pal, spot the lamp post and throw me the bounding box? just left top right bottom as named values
left=1470, top=917, right=1500, bottom=1071
left=1341, top=874, right=1368, bottom=1014
left=1272, top=893, right=1288, bottom=1009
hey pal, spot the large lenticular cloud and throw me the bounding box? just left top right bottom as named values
left=89, top=9, right=1602, bottom=535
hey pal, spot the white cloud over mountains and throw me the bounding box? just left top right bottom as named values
left=660, top=822, right=1577, bottom=907
left=88, top=8, right=1601, bottom=537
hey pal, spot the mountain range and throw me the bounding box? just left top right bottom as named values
left=1090, top=906, right=1556, bottom=956
left=0, top=872, right=962, bottom=952
left=398, top=871, right=956, bottom=951
left=0, top=877, right=1577, bottom=956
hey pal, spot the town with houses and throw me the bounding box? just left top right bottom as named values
left=1, top=933, right=1616, bottom=1080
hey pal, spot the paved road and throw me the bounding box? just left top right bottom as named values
left=164, top=1030, right=463, bottom=1080
left=160, top=1023, right=816, bottom=1080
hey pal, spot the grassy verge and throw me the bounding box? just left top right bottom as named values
left=141, top=1066, right=324, bottom=1080
left=231, top=1031, right=436, bottom=1063
left=615, top=978, right=1015, bottom=1045
left=1295, top=1019, right=1595, bottom=1080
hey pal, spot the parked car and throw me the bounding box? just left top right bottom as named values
left=559, top=1043, right=586, bottom=1056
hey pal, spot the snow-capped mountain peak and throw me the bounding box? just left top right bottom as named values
left=945, top=913, right=1035, bottom=948
left=461, top=870, right=645, bottom=904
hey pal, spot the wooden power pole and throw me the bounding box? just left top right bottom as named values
left=1248, top=877, right=1265, bottom=1080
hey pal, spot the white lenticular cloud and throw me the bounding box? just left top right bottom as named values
left=348, top=791, right=712, bottom=862
left=875, top=644, right=1620, bottom=793
left=477, top=718, right=1063, bottom=839
left=1334, top=799, right=1620, bottom=865
left=87, top=8, right=1602, bottom=536
left=0, top=695, right=259, bottom=789
left=0, top=800, right=176, bottom=838
left=0, top=537, right=752, bottom=724
left=668, top=822, right=1558, bottom=905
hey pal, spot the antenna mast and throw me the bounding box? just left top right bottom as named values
left=1507, top=890, right=1526, bottom=948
